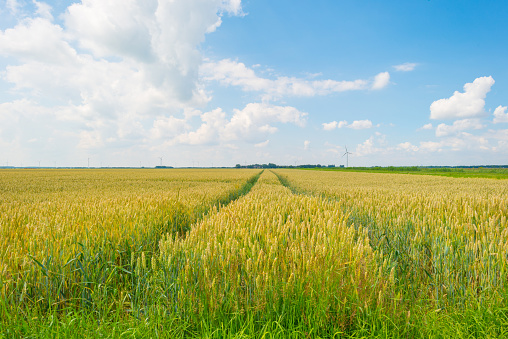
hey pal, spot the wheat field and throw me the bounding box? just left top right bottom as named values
left=1, top=168, right=507, bottom=338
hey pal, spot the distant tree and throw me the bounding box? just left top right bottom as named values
left=235, top=164, right=241, bottom=168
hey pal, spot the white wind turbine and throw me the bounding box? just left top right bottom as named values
left=342, top=146, right=352, bottom=167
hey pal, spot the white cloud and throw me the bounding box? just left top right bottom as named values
left=420, top=123, right=433, bottom=130
left=441, top=134, right=490, bottom=151
left=202, top=59, right=389, bottom=99
left=490, top=129, right=508, bottom=152
left=419, top=133, right=491, bottom=153
left=393, top=63, right=417, bottom=72
left=430, top=76, right=495, bottom=120
left=0, top=18, right=76, bottom=64
left=348, top=120, right=373, bottom=130
left=420, top=141, right=442, bottom=152
left=62, top=0, right=241, bottom=102
left=0, top=0, right=245, bottom=156
left=202, top=59, right=271, bottom=92
left=322, top=121, right=337, bottom=131
left=78, top=130, right=104, bottom=149
left=435, top=119, right=485, bottom=137
left=33, top=1, right=53, bottom=21
left=493, top=105, right=508, bottom=124
left=355, top=137, right=376, bottom=156
left=169, top=103, right=307, bottom=145
left=176, top=108, right=227, bottom=145
left=6, top=0, right=21, bottom=15
left=323, top=119, right=372, bottom=130
left=337, top=120, right=348, bottom=128
left=221, top=0, right=243, bottom=16
left=304, top=140, right=310, bottom=150
left=371, top=72, right=390, bottom=90
left=150, top=116, right=190, bottom=140
left=222, top=103, right=307, bottom=141
left=254, top=140, right=270, bottom=148
left=459, top=133, right=489, bottom=150
left=397, top=142, right=419, bottom=152
left=354, top=133, right=387, bottom=156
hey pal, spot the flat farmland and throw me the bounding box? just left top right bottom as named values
left=1, top=169, right=507, bottom=338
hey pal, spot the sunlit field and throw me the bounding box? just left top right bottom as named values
left=1, top=169, right=507, bottom=338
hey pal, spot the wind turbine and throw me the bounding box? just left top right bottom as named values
left=158, top=157, right=163, bottom=167
left=342, top=146, right=352, bottom=167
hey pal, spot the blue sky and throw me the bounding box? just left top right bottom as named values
left=0, top=0, right=507, bottom=167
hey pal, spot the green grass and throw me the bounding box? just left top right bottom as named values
left=3, top=299, right=508, bottom=338
left=306, top=166, right=508, bottom=179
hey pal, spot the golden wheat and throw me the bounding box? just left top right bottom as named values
left=158, top=171, right=386, bottom=315
left=0, top=169, right=258, bottom=280
left=274, top=169, right=508, bottom=307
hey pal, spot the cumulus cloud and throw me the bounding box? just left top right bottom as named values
left=150, top=116, right=190, bottom=140
left=337, top=120, right=349, bottom=128
left=371, top=72, right=390, bottom=90
left=254, top=140, right=270, bottom=148
left=322, top=120, right=371, bottom=130
left=348, top=120, right=373, bottom=130
left=322, top=120, right=347, bottom=130
left=493, top=105, right=508, bottom=124
left=304, top=140, right=310, bottom=150
left=63, top=0, right=242, bottom=101
left=0, top=18, right=76, bottom=64
left=430, top=76, right=495, bottom=120
left=222, top=103, right=307, bottom=141
left=435, top=119, right=485, bottom=137
left=490, top=129, right=508, bottom=152
left=393, top=63, right=417, bottom=72
left=419, top=141, right=442, bottom=152
left=355, top=137, right=376, bottom=156
left=420, top=134, right=491, bottom=153
left=153, top=103, right=307, bottom=146
left=6, top=0, right=21, bottom=14
left=420, top=123, right=433, bottom=130
left=0, top=0, right=244, bottom=154
left=444, top=134, right=490, bottom=151
left=354, top=133, right=386, bottom=156
left=322, top=121, right=338, bottom=131
left=33, top=1, right=53, bottom=21
left=202, top=59, right=390, bottom=98
left=397, top=142, right=419, bottom=152
left=176, top=108, right=228, bottom=145
left=222, top=0, right=243, bottom=16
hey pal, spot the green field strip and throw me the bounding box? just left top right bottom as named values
left=305, top=167, right=508, bottom=179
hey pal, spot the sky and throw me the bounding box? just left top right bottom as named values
left=0, top=0, right=507, bottom=168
